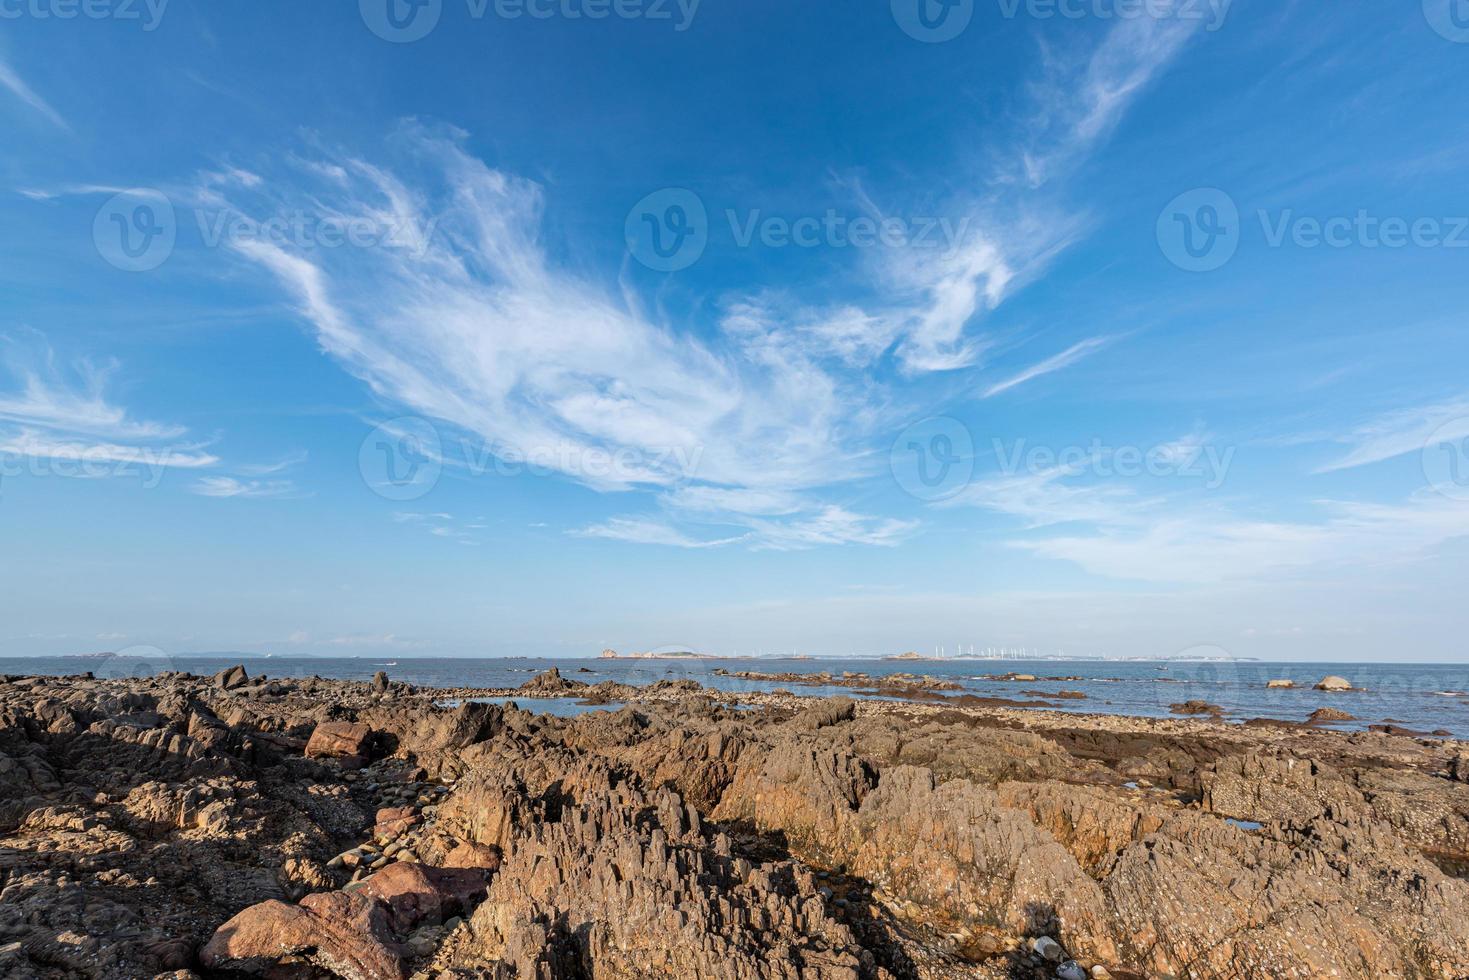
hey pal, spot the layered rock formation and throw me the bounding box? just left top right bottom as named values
left=0, top=669, right=1465, bottom=979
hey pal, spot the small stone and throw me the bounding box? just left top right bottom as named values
left=1057, top=961, right=1087, bottom=980
left=1091, top=967, right=1113, bottom=980
left=1034, top=936, right=1063, bottom=963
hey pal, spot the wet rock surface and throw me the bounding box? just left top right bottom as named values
left=0, top=668, right=1465, bottom=979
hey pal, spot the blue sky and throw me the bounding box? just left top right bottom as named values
left=2, top=0, right=1468, bottom=661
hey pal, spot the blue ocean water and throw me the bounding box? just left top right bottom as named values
left=3, top=654, right=1466, bottom=738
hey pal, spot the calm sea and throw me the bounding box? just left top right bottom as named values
left=3, top=655, right=1466, bottom=739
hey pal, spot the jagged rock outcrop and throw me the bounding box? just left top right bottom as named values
left=437, top=773, right=876, bottom=979
left=2, top=668, right=1466, bottom=980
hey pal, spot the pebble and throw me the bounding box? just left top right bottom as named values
left=1057, top=961, right=1086, bottom=980
left=1033, top=935, right=1063, bottom=963
left=1090, top=967, right=1113, bottom=980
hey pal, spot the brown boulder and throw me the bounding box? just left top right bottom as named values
left=517, top=666, right=585, bottom=694
left=443, top=841, right=502, bottom=871
left=358, top=861, right=490, bottom=933
left=305, top=721, right=373, bottom=766
left=374, top=806, right=420, bottom=839
left=1170, top=700, right=1224, bottom=717
left=1308, top=707, right=1355, bottom=723
left=200, top=890, right=409, bottom=980
left=212, top=664, right=248, bottom=690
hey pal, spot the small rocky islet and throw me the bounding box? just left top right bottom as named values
left=1, top=665, right=1468, bottom=979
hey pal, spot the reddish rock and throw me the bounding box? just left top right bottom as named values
left=374, top=805, right=420, bottom=839
left=199, top=889, right=409, bottom=980
left=443, top=840, right=502, bottom=871
left=305, top=721, right=373, bottom=766
left=358, top=861, right=491, bottom=933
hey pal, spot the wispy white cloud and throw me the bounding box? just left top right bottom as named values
left=576, top=506, right=915, bottom=552
left=1315, top=395, right=1469, bottom=473
left=0, top=431, right=217, bottom=470
left=236, top=450, right=308, bottom=477
left=1015, top=494, right=1469, bottom=585
left=190, top=476, right=303, bottom=499
left=946, top=458, right=1150, bottom=528
left=574, top=517, right=748, bottom=549
left=0, top=56, right=68, bottom=130
left=0, top=333, right=218, bottom=474
left=204, top=15, right=1198, bottom=549
left=981, top=336, right=1111, bottom=398
left=1011, top=15, right=1203, bottom=188
left=393, top=510, right=482, bottom=544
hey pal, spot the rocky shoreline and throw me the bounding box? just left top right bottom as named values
left=1, top=665, right=1467, bottom=979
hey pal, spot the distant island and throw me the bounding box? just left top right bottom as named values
left=599, top=648, right=717, bottom=660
